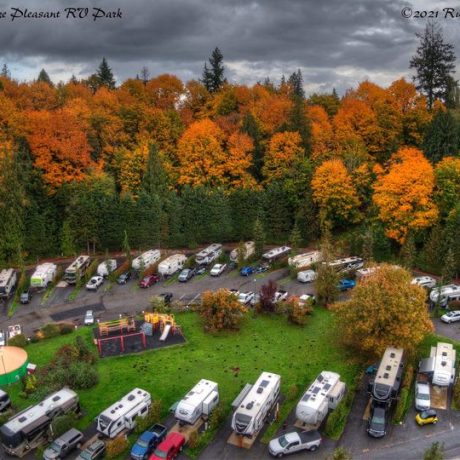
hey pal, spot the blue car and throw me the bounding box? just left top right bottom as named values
left=338, top=279, right=356, bottom=291
left=240, top=266, right=255, bottom=276
left=130, top=424, right=167, bottom=460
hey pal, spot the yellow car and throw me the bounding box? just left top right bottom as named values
left=416, top=409, right=438, bottom=426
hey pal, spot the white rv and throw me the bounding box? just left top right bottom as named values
left=0, top=388, right=79, bottom=458
left=262, top=246, right=291, bottom=264
left=288, top=251, right=321, bottom=269
left=97, top=259, right=117, bottom=277
left=297, top=270, right=317, bottom=283
left=231, top=372, right=281, bottom=437
left=0, top=269, right=17, bottom=299
left=431, top=342, right=456, bottom=386
left=195, top=244, right=222, bottom=265
left=131, top=250, right=161, bottom=271
left=96, top=388, right=151, bottom=438
left=356, top=267, right=379, bottom=279
left=429, top=284, right=460, bottom=308
left=175, top=379, right=219, bottom=425
left=30, top=263, right=57, bottom=288
left=230, top=241, right=255, bottom=262
left=158, top=254, right=187, bottom=276
left=326, top=256, right=364, bottom=273
left=64, top=255, right=90, bottom=284
left=296, top=371, right=346, bottom=425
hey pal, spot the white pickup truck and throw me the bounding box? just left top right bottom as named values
left=273, top=290, right=288, bottom=303
left=269, top=430, right=322, bottom=457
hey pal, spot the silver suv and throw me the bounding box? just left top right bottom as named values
left=43, top=428, right=83, bottom=459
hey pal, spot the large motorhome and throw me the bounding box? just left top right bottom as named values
left=429, top=284, right=460, bottom=308
left=262, top=246, right=291, bottom=264
left=0, top=388, right=79, bottom=458
left=30, top=263, right=57, bottom=289
left=231, top=372, right=281, bottom=437
left=0, top=269, right=17, bottom=299
left=326, top=256, right=364, bottom=273
left=174, top=379, right=219, bottom=425
left=419, top=342, right=456, bottom=387
left=64, top=255, right=90, bottom=284
left=288, top=251, right=321, bottom=269
left=230, top=241, right=255, bottom=262
left=158, top=254, right=187, bottom=277
left=96, top=388, right=151, bottom=438
left=131, top=250, right=161, bottom=272
left=295, top=371, right=346, bottom=425
left=195, top=244, right=222, bottom=266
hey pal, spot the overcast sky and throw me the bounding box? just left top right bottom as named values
left=0, top=0, right=460, bottom=95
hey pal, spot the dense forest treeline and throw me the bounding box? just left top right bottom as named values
left=0, top=37, right=459, bottom=277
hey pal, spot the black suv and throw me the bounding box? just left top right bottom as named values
left=367, top=405, right=387, bottom=438
left=117, top=271, right=132, bottom=285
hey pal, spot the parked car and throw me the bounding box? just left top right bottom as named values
left=238, top=291, right=255, bottom=304
left=178, top=268, right=195, bottom=282
left=117, top=271, right=132, bottom=285
left=210, top=263, right=227, bottom=277
left=367, top=406, right=387, bottom=438
left=240, top=266, right=255, bottom=277
left=0, top=331, right=5, bottom=347
left=19, top=288, right=32, bottom=304
left=415, top=382, right=430, bottom=411
left=255, top=264, right=269, bottom=273
left=298, top=294, right=315, bottom=306
left=43, top=428, right=83, bottom=460
left=75, top=439, right=106, bottom=460
left=441, top=310, right=460, bottom=324
left=86, top=276, right=104, bottom=291
left=411, top=276, right=437, bottom=290
left=130, top=424, right=167, bottom=460
left=149, top=432, right=185, bottom=460
left=194, top=265, right=206, bottom=275
left=227, top=261, right=237, bottom=271
left=84, top=310, right=95, bottom=325
left=337, top=279, right=356, bottom=291
left=416, top=409, right=438, bottom=426
left=250, top=293, right=260, bottom=307
left=268, top=429, right=322, bottom=457
left=273, top=290, right=288, bottom=303
left=139, top=274, right=160, bottom=288
left=158, top=292, right=173, bottom=304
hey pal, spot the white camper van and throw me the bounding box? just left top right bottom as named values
left=231, top=372, right=281, bottom=437
left=158, top=254, right=187, bottom=277
left=132, top=250, right=161, bottom=272
left=97, top=259, right=117, bottom=278
left=230, top=242, right=255, bottom=262
left=262, top=247, right=291, bottom=264
left=431, top=342, right=456, bottom=386
left=429, top=284, right=460, bottom=308
left=175, top=379, right=219, bottom=425
left=0, top=269, right=17, bottom=299
left=30, top=263, right=57, bottom=288
left=297, top=270, right=317, bottom=283
left=96, top=388, right=151, bottom=438
left=195, top=244, right=222, bottom=266
left=288, top=251, right=321, bottom=269
left=64, top=255, right=91, bottom=284
left=296, top=371, right=346, bottom=425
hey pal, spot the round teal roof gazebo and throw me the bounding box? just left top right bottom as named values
left=0, top=346, right=28, bottom=386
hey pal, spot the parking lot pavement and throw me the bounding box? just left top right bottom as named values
left=434, top=317, right=460, bottom=342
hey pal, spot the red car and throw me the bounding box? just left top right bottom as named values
left=139, top=274, right=160, bottom=288
left=149, top=432, right=185, bottom=460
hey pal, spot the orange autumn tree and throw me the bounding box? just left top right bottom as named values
left=117, top=143, right=149, bottom=195
left=311, top=159, right=361, bottom=226
left=308, top=105, right=334, bottom=162
left=373, top=147, right=438, bottom=243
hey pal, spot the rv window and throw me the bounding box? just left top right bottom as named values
left=52, top=395, right=61, bottom=402
left=140, top=406, right=147, bottom=414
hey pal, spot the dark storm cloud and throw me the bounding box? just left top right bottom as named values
left=0, top=0, right=455, bottom=93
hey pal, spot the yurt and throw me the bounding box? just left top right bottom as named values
left=0, top=346, right=28, bottom=385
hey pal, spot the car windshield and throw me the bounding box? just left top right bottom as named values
left=421, top=411, right=434, bottom=419
left=278, top=435, right=288, bottom=448
left=372, top=414, right=385, bottom=425
left=79, top=451, right=92, bottom=460
left=153, top=448, right=167, bottom=459
left=49, top=442, right=60, bottom=452
left=417, top=392, right=430, bottom=400
left=136, top=439, right=149, bottom=448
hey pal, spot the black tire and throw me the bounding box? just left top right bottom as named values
left=276, top=454, right=283, bottom=458
left=433, top=420, right=437, bottom=424
left=309, top=445, right=318, bottom=452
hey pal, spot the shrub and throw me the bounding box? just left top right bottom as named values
left=187, top=430, right=200, bottom=449
left=29, top=334, right=41, bottom=343
left=257, top=280, right=277, bottom=313
left=286, top=384, right=299, bottom=402
left=208, top=403, right=226, bottom=431
left=394, top=387, right=409, bottom=423
left=286, top=297, right=312, bottom=326
left=75, top=336, right=97, bottom=364
left=35, top=446, right=45, bottom=460
left=41, top=323, right=61, bottom=339
left=324, top=389, right=355, bottom=440
left=82, top=258, right=99, bottom=284
left=23, top=374, right=37, bottom=394
left=327, top=447, right=353, bottom=460
left=59, top=323, right=74, bottom=335
left=135, top=400, right=162, bottom=434
left=8, top=334, right=27, bottom=348
left=452, top=377, right=460, bottom=410
left=68, top=362, right=99, bottom=389
left=424, top=442, right=444, bottom=460
left=51, top=413, right=77, bottom=438
left=150, top=296, right=169, bottom=314
left=106, top=435, right=129, bottom=459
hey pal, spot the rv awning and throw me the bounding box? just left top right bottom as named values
left=21, top=415, right=49, bottom=435
left=231, top=384, right=252, bottom=409
left=419, top=357, right=435, bottom=374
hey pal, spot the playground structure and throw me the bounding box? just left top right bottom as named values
left=143, top=313, right=180, bottom=341
left=99, top=317, right=136, bottom=337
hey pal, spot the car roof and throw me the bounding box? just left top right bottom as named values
left=87, top=439, right=105, bottom=451
left=422, top=409, right=437, bottom=416
left=159, top=432, right=185, bottom=448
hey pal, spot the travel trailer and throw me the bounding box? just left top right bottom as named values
left=30, top=263, right=57, bottom=288
left=195, top=244, right=222, bottom=265
left=96, top=388, right=151, bottom=438
left=419, top=342, right=456, bottom=387
left=158, top=254, right=187, bottom=277
left=230, top=241, right=255, bottom=262
left=262, top=247, right=291, bottom=264
left=297, top=270, right=317, bottom=283
left=132, top=250, right=161, bottom=271
left=0, top=388, right=79, bottom=458
left=64, top=255, right=91, bottom=284
left=97, top=259, right=117, bottom=277
left=231, top=372, right=281, bottom=437
left=326, top=256, right=364, bottom=273
left=296, top=371, right=346, bottom=425
left=174, top=379, right=219, bottom=425
left=0, top=269, right=17, bottom=299
left=288, top=251, right=321, bottom=269
left=429, top=284, right=460, bottom=308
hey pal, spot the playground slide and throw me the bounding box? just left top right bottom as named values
left=159, top=324, right=171, bottom=341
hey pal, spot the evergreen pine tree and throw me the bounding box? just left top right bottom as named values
left=423, top=110, right=459, bottom=163
left=96, top=57, right=116, bottom=89
left=253, top=218, right=265, bottom=259
left=315, top=227, right=339, bottom=305
left=141, top=143, right=169, bottom=198
left=362, top=226, right=374, bottom=262
left=60, top=220, right=76, bottom=257
left=400, top=232, right=416, bottom=269
left=37, top=68, right=53, bottom=86
left=289, top=223, right=302, bottom=255
left=140, top=66, right=150, bottom=85
left=1, top=64, right=10, bottom=78
left=122, top=230, right=132, bottom=264
left=287, top=69, right=305, bottom=98
left=201, top=47, right=225, bottom=93
left=287, top=96, right=311, bottom=155
left=241, top=112, right=264, bottom=181
left=442, top=247, right=456, bottom=283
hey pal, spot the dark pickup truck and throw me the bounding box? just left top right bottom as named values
left=130, top=423, right=167, bottom=460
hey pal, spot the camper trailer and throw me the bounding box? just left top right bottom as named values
left=296, top=371, right=346, bottom=425
left=262, top=247, right=291, bottom=264
left=429, top=284, right=460, bottom=308
left=230, top=241, right=255, bottom=263
left=96, top=388, right=151, bottom=438
left=0, top=269, right=17, bottom=299
left=195, top=244, right=222, bottom=266
left=158, top=254, right=187, bottom=277
left=64, top=255, right=90, bottom=284
left=297, top=270, right=317, bottom=283
left=288, top=251, right=321, bottom=269
left=326, top=256, right=364, bottom=273
left=30, top=263, right=57, bottom=288
left=97, top=259, right=117, bottom=278
left=0, top=388, right=79, bottom=458
left=132, top=250, right=161, bottom=272
left=174, top=379, right=219, bottom=425
left=430, top=342, right=456, bottom=386
left=231, top=372, right=281, bottom=437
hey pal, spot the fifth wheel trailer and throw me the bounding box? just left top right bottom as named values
left=158, top=254, right=187, bottom=276
left=0, top=269, right=17, bottom=299
left=230, top=241, right=255, bottom=262
left=132, top=250, right=161, bottom=271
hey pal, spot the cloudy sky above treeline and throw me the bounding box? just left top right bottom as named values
left=1, top=0, right=460, bottom=95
